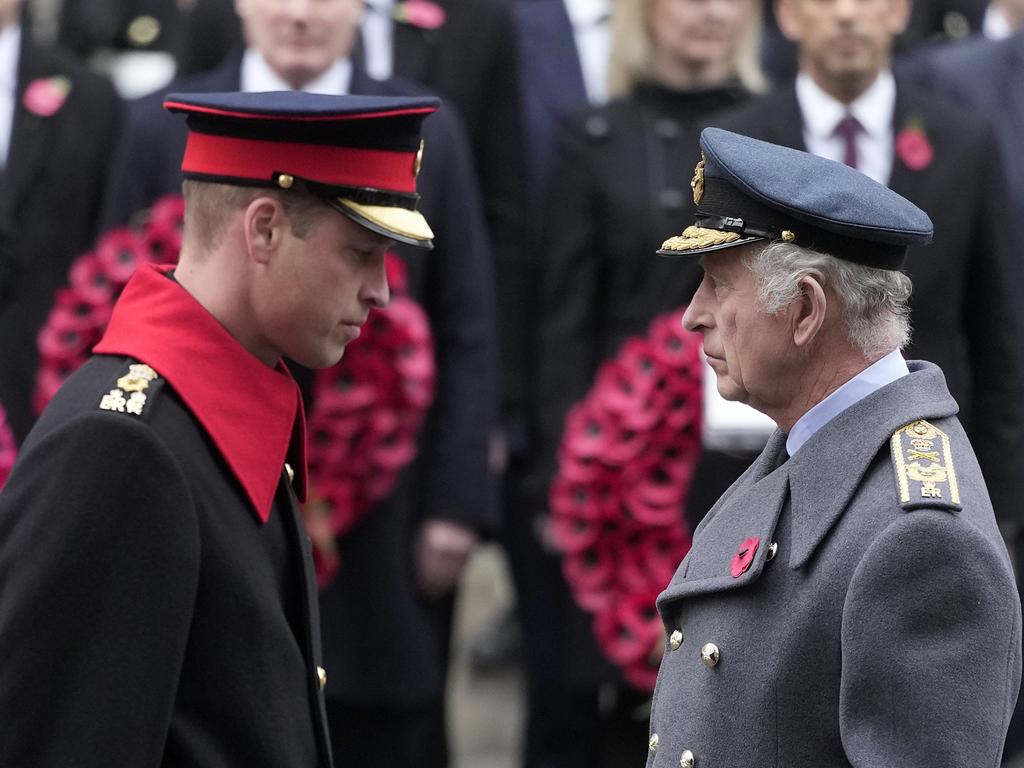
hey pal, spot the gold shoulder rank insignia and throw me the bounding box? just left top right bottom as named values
left=99, top=362, right=160, bottom=417
left=890, top=419, right=962, bottom=511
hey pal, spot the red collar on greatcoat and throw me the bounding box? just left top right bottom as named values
left=94, top=264, right=308, bottom=522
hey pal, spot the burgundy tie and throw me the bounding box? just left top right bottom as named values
left=833, top=114, right=863, bottom=170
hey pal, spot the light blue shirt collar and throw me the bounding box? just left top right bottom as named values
left=786, top=349, right=909, bottom=457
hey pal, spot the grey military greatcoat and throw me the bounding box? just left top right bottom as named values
left=648, top=361, right=1021, bottom=767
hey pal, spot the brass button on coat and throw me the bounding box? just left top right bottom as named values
left=285, top=463, right=295, bottom=483
left=669, top=630, right=684, bottom=651
left=700, top=643, right=720, bottom=668
left=649, top=734, right=659, bottom=753
left=679, top=749, right=695, bottom=767
left=317, top=666, right=327, bottom=690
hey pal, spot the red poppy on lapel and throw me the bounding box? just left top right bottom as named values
left=895, top=121, right=933, bottom=172
left=23, top=76, right=72, bottom=117
left=731, top=536, right=760, bottom=577
left=393, top=0, right=446, bottom=29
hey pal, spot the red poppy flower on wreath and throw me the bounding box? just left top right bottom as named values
left=34, top=196, right=436, bottom=589
left=550, top=308, right=702, bottom=692
left=895, top=120, right=933, bottom=172
left=595, top=590, right=664, bottom=690
left=0, top=405, right=16, bottom=489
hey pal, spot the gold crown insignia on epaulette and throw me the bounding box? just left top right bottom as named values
left=99, top=363, right=159, bottom=416
left=890, top=419, right=961, bottom=509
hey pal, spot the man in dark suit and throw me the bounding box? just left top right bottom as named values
left=925, top=29, right=1024, bottom=762
left=0, top=0, right=121, bottom=443
left=711, top=0, right=1024, bottom=534
left=927, top=31, right=1024, bottom=233
left=502, top=4, right=615, bottom=765
left=101, top=1, right=497, bottom=764
left=361, top=0, right=525, bottom=437
left=0, top=88, right=441, bottom=768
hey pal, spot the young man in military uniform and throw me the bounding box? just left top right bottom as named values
left=645, top=127, right=1021, bottom=767
left=0, top=90, right=437, bottom=767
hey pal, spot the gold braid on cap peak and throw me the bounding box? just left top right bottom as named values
left=660, top=226, right=742, bottom=252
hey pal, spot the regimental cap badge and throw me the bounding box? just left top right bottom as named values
left=890, top=419, right=962, bottom=511
left=691, top=153, right=706, bottom=205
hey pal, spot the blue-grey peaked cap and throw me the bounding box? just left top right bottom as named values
left=658, top=127, right=934, bottom=269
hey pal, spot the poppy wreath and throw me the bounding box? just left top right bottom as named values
left=550, top=308, right=701, bottom=690
left=32, top=195, right=436, bottom=586
left=34, top=194, right=186, bottom=413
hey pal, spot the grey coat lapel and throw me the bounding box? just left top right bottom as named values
left=658, top=431, right=790, bottom=606
left=659, top=362, right=958, bottom=613
left=786, top=361, right=958, bottom=568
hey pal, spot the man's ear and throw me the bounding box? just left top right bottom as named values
left=243, top=196, right=284, bottom=265
left=887, top=0, right=912, bottom=36
left=775, top=0, right=805, bottom=43
left=792, top=274, right=828, bottom=347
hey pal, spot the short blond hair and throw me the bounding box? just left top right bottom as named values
left=607, top=0, right=766, bottom=98
left=181, top=180, right=327, bottom=250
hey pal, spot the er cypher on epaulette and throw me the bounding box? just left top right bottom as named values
left=97, top=360, right=164, bottom=419
left=890, top=419, right=962, bottom=512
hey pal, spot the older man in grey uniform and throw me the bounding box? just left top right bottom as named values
left=647, top=127, right=1022, bottom=767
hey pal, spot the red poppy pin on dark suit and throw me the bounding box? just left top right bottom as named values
left=731, top=536, right=760, bottom=577
left=895, top=119, right=933, bottom=172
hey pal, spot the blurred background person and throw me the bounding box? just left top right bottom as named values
left=469, top=0, right=613, bottom=682
left=528, top=0, right=763, bottom=764
left=925, top=23, right=1024, bottom=764
left=100, top=1, right=497, bottom=765
left=0, top=0, right=120, bottom=442
left=55, top=0, right=184, bottom=97
left=478, top=0, right=614, bottom=754
left=713, top=0, right=1024, bottom=574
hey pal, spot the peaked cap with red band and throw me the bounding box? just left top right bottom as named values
left=164, top=91, right=440, bottom=248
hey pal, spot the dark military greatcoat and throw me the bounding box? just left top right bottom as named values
left=0, top=265, right=333, bottom=767
left=647, top=362, right=1021, bottom=767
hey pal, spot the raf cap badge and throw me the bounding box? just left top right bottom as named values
left=690, top=153, right=705, bottom=205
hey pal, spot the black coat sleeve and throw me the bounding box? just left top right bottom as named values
left=0, top=413, right=200, bottom=767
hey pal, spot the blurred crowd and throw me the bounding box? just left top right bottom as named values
left=0, top=0, right=1022, bottom=765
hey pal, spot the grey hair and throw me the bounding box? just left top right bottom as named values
left=743, top=241, right=913, bottom=358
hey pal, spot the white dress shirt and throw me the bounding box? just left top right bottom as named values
left=983, top=3, right=1015, bottom=39
left=0, top=24, right=21, bottom=169
left=362, top=0, right=396, bottom=81
left=796, top=70, right=896, bottom=186
left=786, top=349, right=909, bottom=457
left=564, top=0, right=612, bottom=106
left=240, top=49, right=353, bottom=95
